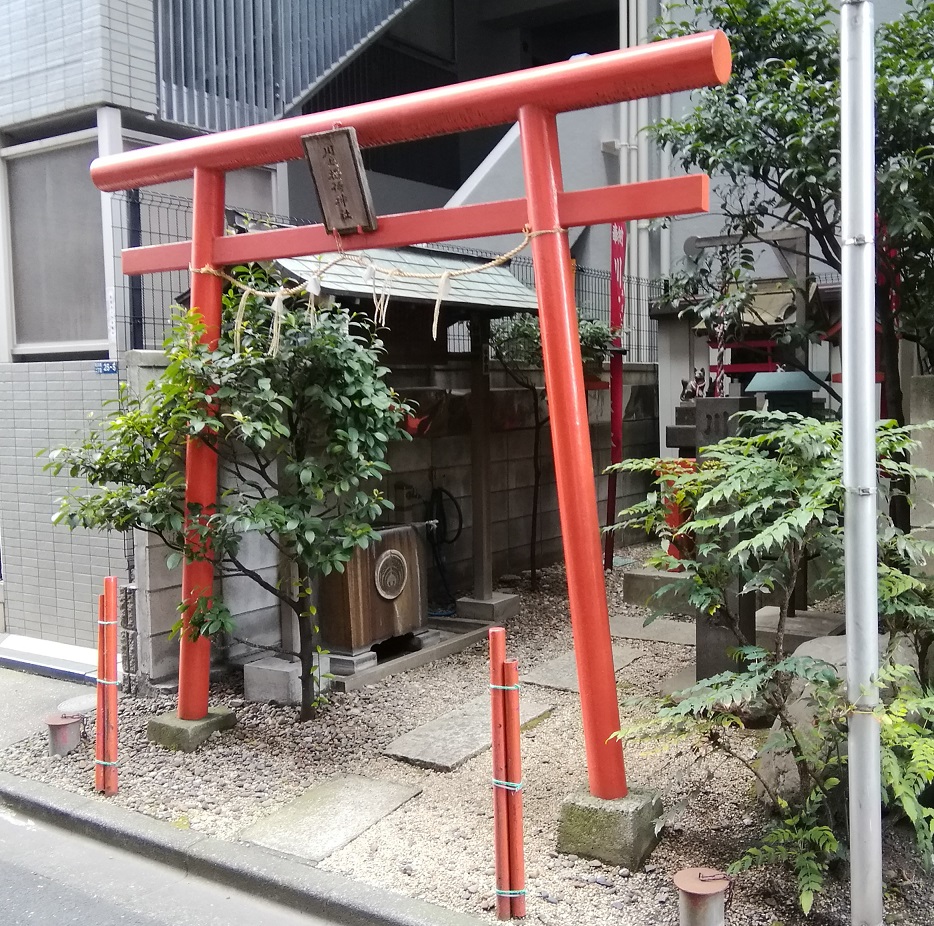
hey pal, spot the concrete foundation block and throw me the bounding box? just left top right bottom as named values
left=456, top=592, right=520, bottom=621
left=755, top=606, right=845, bottom=654
left=147, top=706, right=237, bottom=752
left=557, top=786, right=664, bottom=869
left=328, top=650, right=378, bottom=676
left=243, top=656, right=302, bottom=704
left=622, top=567, right=691, bottom=610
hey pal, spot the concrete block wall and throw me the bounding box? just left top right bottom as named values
left=100, top=0, right=157, bottom=115
left=387, top=364, right=659, bottom=596
left=126, top=351, right=285, bottom=687
left=0, top=361, right=128, bottom=647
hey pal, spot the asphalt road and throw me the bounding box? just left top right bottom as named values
left=0, top=805, right=340, bottom=926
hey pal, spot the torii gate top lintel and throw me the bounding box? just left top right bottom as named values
left=91, top=30, right=730, bottom=191
left=92, top=32, right=731, bottom=804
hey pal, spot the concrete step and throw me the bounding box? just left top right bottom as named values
left=384, top=693, right=552, bottom=772
left=240, top=775, right=422, bottom=863
left=608, top=612, right=695, bottom=646
left=0, top=633, right=108, bottom=685
left=756, top=606, right=845, bottom=654
left=520, top=645, right=639, bottom=693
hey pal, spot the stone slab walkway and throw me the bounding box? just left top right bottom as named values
left=608, top=613, right=695, bottom=646
left=240, top=774, right=422, bottom=863
left=520, top=645, right=640, bottom=693
left=384, top=694, right=552, bottom=772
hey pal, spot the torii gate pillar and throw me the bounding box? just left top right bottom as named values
left=92, top=31, right=732, bottom=800
left=519, top=105, right=628, bottom=796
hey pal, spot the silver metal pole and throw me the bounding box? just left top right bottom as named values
left=840, top=1, right=884, bottom=924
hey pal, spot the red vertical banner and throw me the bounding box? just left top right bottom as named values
left=604, top=223, right=627, bottom=570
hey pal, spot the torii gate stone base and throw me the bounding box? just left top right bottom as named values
left=92, top=31, right=731, bottom=868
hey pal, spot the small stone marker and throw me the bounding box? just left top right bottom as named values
left=520, top=646, right=639, bottom=693
left=384, top=694, right=552, bottom=771
left=240, top=775, right=421, bottom=862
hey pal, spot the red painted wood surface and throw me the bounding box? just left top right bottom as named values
left=92, top=32, right=730, bottom=191
left=518, top=104, right=627, bottom=800
left=177, top=169, right=226, bottom=721
left=489, top=629, right=511, bottom=920
left=122, top=177, right=709, bottom=276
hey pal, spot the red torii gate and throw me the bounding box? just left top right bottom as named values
left=91, top=31, right=730, bottom=801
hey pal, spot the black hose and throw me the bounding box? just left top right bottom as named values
left=426, top=487, right=464, bottom=614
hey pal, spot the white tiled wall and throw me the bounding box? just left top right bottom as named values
left=0, top=361, right=128, bottom=647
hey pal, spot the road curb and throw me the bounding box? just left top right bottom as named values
left=0, top=771, right=486, bottom=926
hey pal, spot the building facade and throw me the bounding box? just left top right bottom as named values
left=0, top=0, right=663, bottom=675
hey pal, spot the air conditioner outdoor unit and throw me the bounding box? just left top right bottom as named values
left=318, top=523, right=428, bottom=665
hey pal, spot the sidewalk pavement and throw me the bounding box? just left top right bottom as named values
left=0, top=665, right=485, bottom=926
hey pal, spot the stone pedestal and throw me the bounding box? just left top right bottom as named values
left=694, top=396, right=758, bottom=679
left=244, top=656, right=302, bottom=704
left=147, top=706, right=237, bottom=752
left=328, top=650, right=378, bottom=676
left=557, top=787, right=664, bottom=869
left=455, top=592, right=520, bottom=621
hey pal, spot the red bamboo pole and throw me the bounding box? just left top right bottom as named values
left=489, top=628, right=511, bottom=920
left=95, top=593, right=106, bottom=793
left=503, top=659, right=526, bottom=918
left=95, top=580, right=119, bottom=795
left=103, top=577, right=119, bottom=795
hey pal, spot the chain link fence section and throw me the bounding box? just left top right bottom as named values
left=109, top=191, right=660, bottom=363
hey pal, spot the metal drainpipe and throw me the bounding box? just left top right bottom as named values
left=840, top=0, right=884, bottom=923
left=672, top=867, right=729, bottom=926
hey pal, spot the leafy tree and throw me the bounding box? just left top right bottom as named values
left=613, top=411, right=934, bottom=668
left=489, top=311, right=615, bottom=588
left=611, top=412, right=934, bottom=912
left=654, top=0, right=934, bottom=426
left=48, top=265, right=411, bottom=720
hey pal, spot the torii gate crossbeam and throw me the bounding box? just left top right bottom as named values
left=92, top=31, right=731, bottom=801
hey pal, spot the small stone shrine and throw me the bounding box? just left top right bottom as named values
left=665, top=391, right=758, bottom=680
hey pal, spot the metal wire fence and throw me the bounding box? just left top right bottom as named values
left=108, top=190, right=659, bottom=363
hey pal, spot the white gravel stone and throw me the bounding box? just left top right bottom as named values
left=0, top=552, right=929, bottom=926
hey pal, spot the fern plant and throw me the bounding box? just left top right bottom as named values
left=611, top=411, right=934, bottom=913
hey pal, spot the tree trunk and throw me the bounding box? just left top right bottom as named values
left=878, top=283, right=910, bottom=532
left=297, top=581, right=317, bottom=722
left=529, top=391, right=546, bottom=592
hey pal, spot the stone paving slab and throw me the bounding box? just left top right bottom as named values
left=520, top=645, right=640, bottom=693
left=608, top=612, right=695, bottom=646
left=384, top=694, right=553, bottom=772
left=241, top=775, right=422, bottom=862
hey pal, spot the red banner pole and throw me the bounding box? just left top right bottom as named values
left=178, top=167, right=226, bottom=721
left=604, top=223, right=628, bottom=570
left=518, top=104, right=627, bottom=800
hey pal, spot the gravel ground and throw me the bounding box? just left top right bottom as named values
left=1, top=551, right=930, bottom=926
